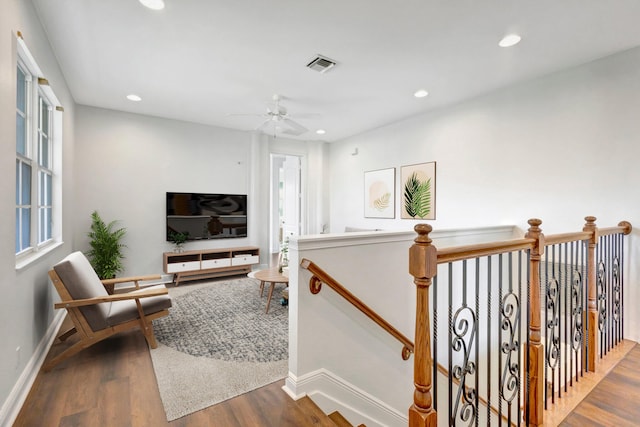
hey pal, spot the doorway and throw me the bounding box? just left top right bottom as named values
left=269, top=154, right=302, bottom=257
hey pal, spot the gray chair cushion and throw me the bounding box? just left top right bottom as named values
left=53, top=251, right=111, bottom=331
left=107, top=285, right=172, bottom=327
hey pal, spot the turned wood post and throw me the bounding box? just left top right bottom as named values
left=583, top=216, right=598, bottom=372
left=525, top=219, right=544, bottom=426
left=408, top=224, right=438, bottom=427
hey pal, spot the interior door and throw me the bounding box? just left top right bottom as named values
left=281, top=155, right=301, bottom=241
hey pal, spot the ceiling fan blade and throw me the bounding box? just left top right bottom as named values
left=256, top=118, right=273, bottom=132
left=282, top=118, right=308, bottom=136
left=287, top=112, right=321, bottom=119
left=226, top=113, right=267, bottom=118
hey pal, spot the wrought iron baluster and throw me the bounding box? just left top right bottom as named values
left=500, top=252, right=520, bottom=426
left=545, top=245, right=560, bottom=405
left=450, top=260, right=478, bottom=427
left=570, top=242, right=584, bottom=385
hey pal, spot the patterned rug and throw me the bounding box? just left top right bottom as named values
left=150, top=277, right=289, bottom=421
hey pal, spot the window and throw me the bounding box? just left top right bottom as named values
left=15, top=36, right=62, bottom=262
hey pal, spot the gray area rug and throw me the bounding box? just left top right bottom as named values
left=150, top=277, right=289, bottom=421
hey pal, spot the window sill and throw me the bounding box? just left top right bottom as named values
left=15, top=241, right=64, bottom=271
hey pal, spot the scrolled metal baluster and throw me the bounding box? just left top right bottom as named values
left=612, top=257, right=620, bottom=323
left=451, top=306, right=478, bottom=426
left=546, top=278, right=560, bottom=371
left=500, top=292, right=520, bottom=404
left=597, top=261, right=607, bottom=334
left=571, top=271, right=584, bottom=353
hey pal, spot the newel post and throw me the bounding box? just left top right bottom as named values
left=583, top=216, right=598, bottom=372
left=525, top=219, right=544, bottom=426
left=408, top=224, right=438, bottom=427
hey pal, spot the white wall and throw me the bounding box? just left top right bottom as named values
left=329, top=47, right=640, bottom=341
left=74, top=106, right=254, bottom=275
left=0, top=0, right=76, bottom=418
left=74, top=106, right=330, bottom=275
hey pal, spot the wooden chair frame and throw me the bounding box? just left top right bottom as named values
left=45, top=270, right=170, bottom=372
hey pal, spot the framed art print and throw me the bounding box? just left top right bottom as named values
left=364, top=168, right=395, bottom=218
left=401, top=162, right=436, bottom=220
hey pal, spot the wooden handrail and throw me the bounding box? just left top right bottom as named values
left=599, top=220, right=632, bottom=237
left=436, top=238, right=536, bottom=264
left=543, top=231, right=591, bottom=246
left=300, top=258, right=414, bottom=360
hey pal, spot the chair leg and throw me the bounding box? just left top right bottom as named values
left=44, top=338, right=97, bottom=372
left=142, top=321, right=158, bottom=349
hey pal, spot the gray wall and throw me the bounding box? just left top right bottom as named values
left=0, top=0, right=76, bottom=410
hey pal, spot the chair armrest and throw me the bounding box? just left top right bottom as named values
left=101, top=275, right=162, bottom=294
left=101, top=275, right=162, bottom=286
left=55, top=286, right=168, bottom=309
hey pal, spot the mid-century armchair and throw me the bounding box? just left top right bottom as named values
left=45, top=251, right=172, bottom=371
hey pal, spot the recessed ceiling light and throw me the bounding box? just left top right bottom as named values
left=139, top=0, right=165, bottom=10
left=499, top=34, right=521, bottom=48
left=414, top=89, right=429, bottom=98
left=316, top=129, right=326, bottom=135
left=126, top=94, right=142, bottom=102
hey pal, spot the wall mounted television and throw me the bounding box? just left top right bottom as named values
left=166, top=192, right=248, bottom=241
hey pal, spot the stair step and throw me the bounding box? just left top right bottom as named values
left=328, top=410, right=354, bottom=427
left=295, top=396, right=343, bottom=426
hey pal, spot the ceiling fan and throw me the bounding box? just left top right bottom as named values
left=229, top=94, right=317, bottom=137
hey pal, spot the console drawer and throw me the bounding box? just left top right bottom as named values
left=231, top=255, right=259, bottom=266
left=201, top=258, right=232, bottom=269
left=166, top=260, right=200, bottom=273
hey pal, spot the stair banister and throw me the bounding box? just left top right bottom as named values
left=524, top=218, right=545, bottom=426
left=408, top=224, right=438, bottom=427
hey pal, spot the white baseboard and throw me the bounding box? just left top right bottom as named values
left=282, top=369, right=408, bottom=427
left=0, top=310, right=65, bottom=427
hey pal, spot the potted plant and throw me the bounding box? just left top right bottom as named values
left=169, top=231, right=189, bottom=253
left=87, top=211, right=127, bottom=279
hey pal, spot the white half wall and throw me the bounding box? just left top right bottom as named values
left=329, top=46, right=640, bottom=342
left=285, top=225, right=516, bottom=427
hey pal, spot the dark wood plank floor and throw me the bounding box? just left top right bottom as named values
left=13, top=321, right=331, bottom=427
left=561, top=343, right=640, bottom=426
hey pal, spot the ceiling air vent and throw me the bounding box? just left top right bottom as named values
left=306, top=55, right=336, bottom=73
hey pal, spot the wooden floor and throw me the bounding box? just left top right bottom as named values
left=561, top=343, right=640, bottom=427
left=13, top=327, right=336, bottom=427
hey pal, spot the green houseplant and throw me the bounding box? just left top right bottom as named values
left=87, top=211, right=127, bottom=279
left=168, top=231, right=189, bottom=253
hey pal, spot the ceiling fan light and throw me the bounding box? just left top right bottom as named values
left=139, top=0, right=165, bottom=10
left=499, top=34, right=521, bottom=48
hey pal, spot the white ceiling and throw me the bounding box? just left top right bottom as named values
left=32, top=0, right=640, bottom=142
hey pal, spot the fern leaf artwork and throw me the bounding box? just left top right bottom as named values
left=373, top=192, right=391, bottom=211
left=404, top=172, right=432, bottom=219
left=364, top=168, right=396, bottom=218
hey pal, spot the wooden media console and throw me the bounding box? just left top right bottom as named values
left=163, top=246, right=259, bottom=286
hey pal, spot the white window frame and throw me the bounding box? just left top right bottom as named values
left=15, top=35, right=63, bottom=268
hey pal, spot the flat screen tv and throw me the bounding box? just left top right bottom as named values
left=166, top=192, right=247, bottom=240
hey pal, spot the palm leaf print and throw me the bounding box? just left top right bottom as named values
left=404, top=172, right=431, bottom=218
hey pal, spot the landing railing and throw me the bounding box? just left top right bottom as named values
left=409, top=217, right=631, bottom=426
